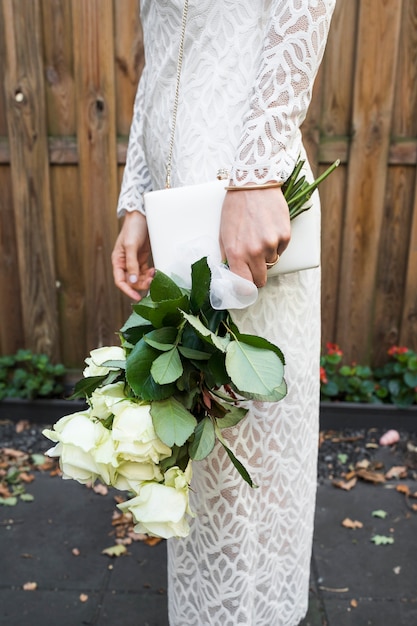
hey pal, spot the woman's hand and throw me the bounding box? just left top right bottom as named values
left=111, top=211, right=155, bottom=301
left=219, top=186, right=291, bottom=287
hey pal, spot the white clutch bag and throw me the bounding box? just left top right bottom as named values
left=145, top=178, right=320, bottom=283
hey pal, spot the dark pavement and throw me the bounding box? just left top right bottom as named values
left=1, top=470, right=417, bottom=625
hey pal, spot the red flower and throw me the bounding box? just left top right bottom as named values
left=387, top=345, right=409, bottom=356
left=326, top=342, right=343, bottom=356
left=320, top=366, right=328, bottom=384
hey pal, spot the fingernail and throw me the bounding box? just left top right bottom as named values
left=129, top=274, right=138, bottom=284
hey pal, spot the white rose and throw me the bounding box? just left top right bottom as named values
left=89, top=381, right=127, bottom=420
left=117, top=463, right=193, bottom=539
left=112, top=400, right=171, bottom=464
left=83, top=346, right=126, bottom=377
left=112, top=460, right=163, bottom=493
left=43, top=411, right=117, bottom=485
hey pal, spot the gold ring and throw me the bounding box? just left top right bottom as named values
left=266, top=254, right=280, bottom=269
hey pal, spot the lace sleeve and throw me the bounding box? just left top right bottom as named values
left=230, top=0, right=336, bottom=185
left=117, top=66, right=152, bottom=217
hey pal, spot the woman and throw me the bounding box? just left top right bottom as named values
left=112, top=2, right=336, bottom=624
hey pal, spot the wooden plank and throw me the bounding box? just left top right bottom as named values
left=398, top=0, right=417, bottom=350
left=335, top=0, right=402, bottom=364
left=320, top=165, right=347, bottom=344
left=372, top=0, right=417, bottom=360
left=372, top=166, right=416, bottom=362
left=50, top=165, right=86, bottom=367
left=0, top=167, right=24, bottom=354
left=400, top=170, right=417, bottom=350
left=1, top=0, right=59, bottom=358
left=317, top=0, right=358, bottom=351
left=72, top=0, right=124, bottom=351
left=41, top=0, right=76, bottom=135
left=114, top=0, right=143, bottom=135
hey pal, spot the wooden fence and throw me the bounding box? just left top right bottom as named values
left=0, top=0, right=416, bottom=369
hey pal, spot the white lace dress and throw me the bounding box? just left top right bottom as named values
left=117, top=2, right=336, bottom=624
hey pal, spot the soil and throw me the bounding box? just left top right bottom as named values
left=1, top=418, right=417, bottom=483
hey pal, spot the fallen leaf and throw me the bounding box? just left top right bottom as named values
left=371, top=535, right=394, bottom=545
left=372, top=510, right=387, bottom=519
left=350, top=599, right=358, bottom=608
left=0, top=496, right=18, bottom=506
left=19, top=472, right=35, bottom=483
left=337, top=453, right=348, bottom=464
left=356, top=469, right=386, bottom=484
left=72, top=548, right=80, bottom=556
left=79, top=593, right=88, bottom=603
left=31, top=454, right=47, bottom=467
left=332, top=477, right=357, bottom=491
left=385, top=466, right=407, bottom=480
left=356, top=459, right=370, bottom=470
left=396, top=484, right=410, bottom=496
left=15, top=420, right=30, bottom=434
left=2, top=448, right=25, bottom=459
left=318, top=586, right=349, bottom=593
left=101, top=544, right=127, bottom=558
left=0, top=485, right=12, bottom=498
left=342, top=518, right=363, bottom=529
left=93, top=483, right=108, bottom=496
left=22, top=582, right=37, bottom=591
left=144, top=536, right=163, bottom=546
left=393, top=566, right=401, bottom=575
left=365, top=443, right=379, bottom=449
left=19, top=493, right=34, bottom=503
left=412, top=504, right=417, bottom=512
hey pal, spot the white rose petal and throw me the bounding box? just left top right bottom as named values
left=112, top=401, right=171, bottom=464
left=118, top=482, right=190, bottom=539
left=89, top=382, right=127, bottom=420
left=83, top=346, right=126, bottom=377
left=43, top=411, right=117, bottom=485
left=112, top=461, right=163, bottom=493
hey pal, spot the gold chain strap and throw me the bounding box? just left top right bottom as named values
left=165, top=0, right=189, bottom=189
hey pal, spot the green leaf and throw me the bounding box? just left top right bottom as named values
left=404, top=371, right=417, bottom=388
left=151, top=347, right=183, bottom=385
left=337, top=453, right=348, bottom=464
left=126, top=340, right=175, bottom=401
left=225, top=340, right=285, bottom=401
left=120, top=311, right=154, bottom=344
left=206, top=352, right=230, bottom=387
left=134, top=294, right=189, bottom=328
left=150, top=270, right=184, bottom=301
left=70, top=375, right=107, bottom=399
left=189, top=417, right=216, bottom=460
left=0, top=496, right=18, bottom=506
left=181, top=311, right=230, bottom=352
left=228, top=324, right=285, bottom=365
left=190, top=257, right=211, bottom=312
left=143, top=327, right=178, bottom=351
left=151, top=397, right=197, bottom=447
left=102, top=360, right=126, bottom=370
left=102, top=544, right=127, bottom=557
left=215, top=405, right=248, bottom=429
left=372, top=510, right=388, bottom=519
left=371, top=535, right=394, bottom=545
left=178, top=346, right=211, bottom=360
left=20, top=493, right=34, bottom=502
left=31, top=454, right=46, bottom=466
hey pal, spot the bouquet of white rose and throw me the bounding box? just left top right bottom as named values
left=44, top=158, right=339, bottom=539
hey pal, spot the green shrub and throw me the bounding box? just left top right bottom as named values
left=0, top=349, right=66, bottom=400
left=320, top=343, right=417, bottom=407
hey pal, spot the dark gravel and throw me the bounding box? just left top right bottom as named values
left=1, top=418, right=417, bottom=483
